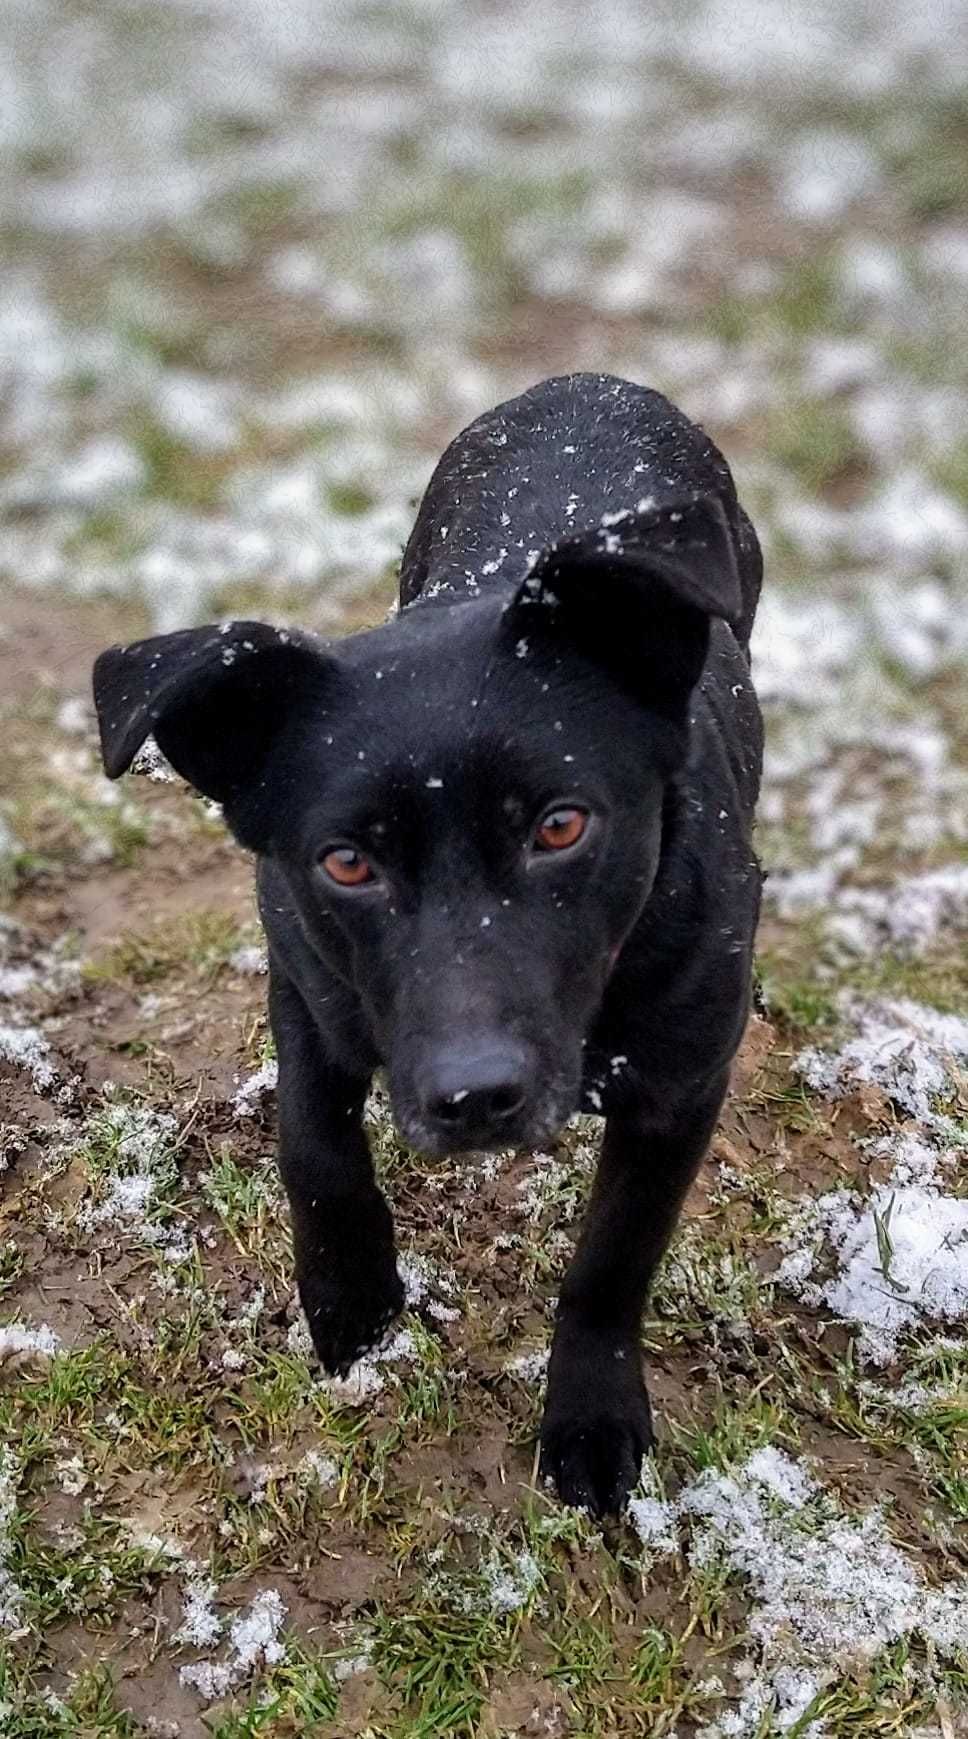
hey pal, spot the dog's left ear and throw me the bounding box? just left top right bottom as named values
left=503, top=493, right=743, bottom=712
left=92, top=620, right=338, bottom=849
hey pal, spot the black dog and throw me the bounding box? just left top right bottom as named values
left=93, top=373, right=763, bottom=1516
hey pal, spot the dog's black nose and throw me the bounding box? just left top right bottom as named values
left=419, top=1040, right=532, bottom=1142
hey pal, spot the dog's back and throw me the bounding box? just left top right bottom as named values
left=400, top=372, right=762, bottom=653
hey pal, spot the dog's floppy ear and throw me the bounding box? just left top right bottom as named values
left=92, top=620, right=336, bottom=840
left=504, top=493, right=743, bottom=711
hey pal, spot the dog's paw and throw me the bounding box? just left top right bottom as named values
left=540, top=1380, right=654, bottom=1517
left=299, top=1262, right=405, bottom=1377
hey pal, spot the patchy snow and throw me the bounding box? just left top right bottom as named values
left=286, top=1315, right=314, bottom=1360
left=627, top=1463, right=678, bottom=1557
left=313, top=1317, right=426, bottom=1406
left=3, top=0, right=968, bottom=1722
left=300, top=1450, right=339, bottom=1490
left=398, top=1250, right=459, bottom=1319
left=631, top=1447, right=968, bottom=1737
left=751, top=593, right=861, bottom=711
left=798, top=997, right=968, bottom=1125
left=332, top=1639, right=374, bottom=1682
left=56, top=1454, right=87, bottom=1496
left=130, top=738, right=176, bottom=783
left=0, top=1320, right=60, bottom=1362
left=776, top=1134, right=968, bottom=1363
left=228, top=945, right=268, bottom=976
left=1, top=437, right=146, bottom=513
left=231, top=1060, right=279, bottom=1119
left=155, top=373, right=241, bottom=454
left=0, top=965, right=39, bottom=1000
left=54, top=696, right=91, bottom=736
left=681, top=1452, right=968, bottom=1658
left=77, top=1102, right=181, bottom=1249
left=825, top=865, right=968, bottom=957
left=0, top=1449, right=25, bottom=1636
left=778, top=130, right=880, bottom=222
left=504, top=1346, right=550, bottom=1384
left=179, top=1587, right=287, bottom=1702
left=482, top=1549, right=541, bottom=1615
left=173, top=1568, right=222, bottom=1650
left=0, top=1021, right=55, bottom=1089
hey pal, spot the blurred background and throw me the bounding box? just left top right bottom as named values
left=3, top=0, right=968, bottom=972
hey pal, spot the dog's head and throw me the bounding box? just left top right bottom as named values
left=93, top=494, right=741, bottom=1154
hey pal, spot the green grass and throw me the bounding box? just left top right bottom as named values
left=709, top=257, right=847, bottom=346
left=886, top=94, right=968, bottom=219
left=86, top=910, right=255, bottom=988
left=930, top=435, right=968, bottom=510
left=207, top=1650, right=340, bottom=1736
left=765, top=396, right=869, bottom=494
left=0, top=1663, right=144, bottom=1739
left=7, top=783, right=150, bottom=878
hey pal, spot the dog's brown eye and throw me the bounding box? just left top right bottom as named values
left=320, top=847, right=374, bottom=887
left=534, top=807, right=588, bottom=853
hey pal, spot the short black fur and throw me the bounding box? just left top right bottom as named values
left=92, top=373, right=763, bottom=1516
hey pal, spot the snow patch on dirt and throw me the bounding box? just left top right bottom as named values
left=798, top=997, right=968, bottom=1125
left=0, top=1021, right=55, bottom=1090
left=776, top=1134, right=968, bottom=1363
left=178, top=1586, right=287, bottom=1702
left=0, top=1319, right=60, bottom=1362
left=231, top=1060, right=278, bottom=1119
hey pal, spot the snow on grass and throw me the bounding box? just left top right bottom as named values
left=54, top=696, right=91, bottom=736
left=482, top=1548, right=541, bottom=1615
left=282, top=1264, right=431, bottom=1403
left=683, top=1449, right=968, bottom=1662
left=751, top=592, right=861, bottom=712
left=0, top=1449, right=25, bottom=1637
left=74, top=1099, right=187, bottom=1258
left=862, top=1368, right=968, bottom=1416
left=300, top=1449, right=339, bottom=1490
left=797, top=996, right=968, bottom=1125
left=776, top=1134, right=968, bottom=1364
left=4, top=0, right=968, bottom=1727
left=626, top=1463, right=678, bottom=1558
left=504, top=1345, right=550, bottom=1383
left=321, top=1359, right=389, bottom=1405
left=0, top=965, right=39, bottom=1000
left=398, top=1250, right=461, bottom=1322
left=0, top=437, right=146, bottom=513
left=630, top=1447, right=968, bottom=1737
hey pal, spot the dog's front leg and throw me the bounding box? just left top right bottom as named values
left=269, top=966, right=404, bottom=1374
left=540, top=1072, right=729, bottom=1516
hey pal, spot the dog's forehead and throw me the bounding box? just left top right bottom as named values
left=313, top=597, right=609, bottom=797
left=337, top=597, right=520, bottom=726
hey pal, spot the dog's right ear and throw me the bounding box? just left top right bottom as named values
left=92, top=621, right=338, bottom=845
left=500, top=492, right=743, bottom=724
